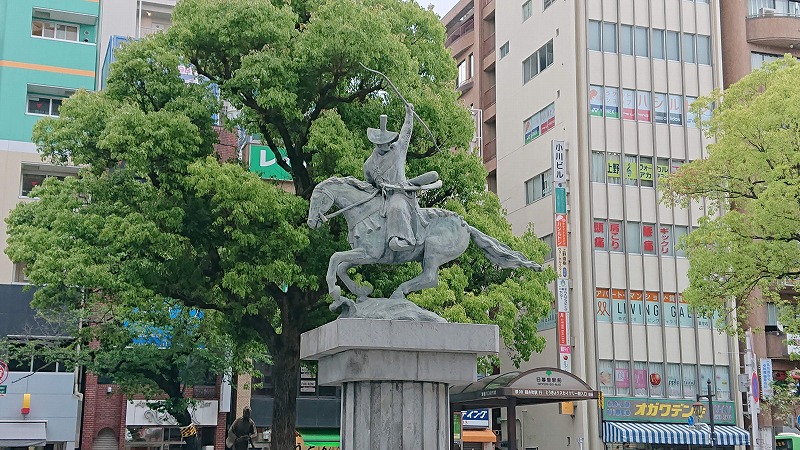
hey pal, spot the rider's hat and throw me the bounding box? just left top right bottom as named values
left=367, top=115, right=399, bottom=145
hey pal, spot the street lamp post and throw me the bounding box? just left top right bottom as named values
left=694, top=379, right=717, bottom=450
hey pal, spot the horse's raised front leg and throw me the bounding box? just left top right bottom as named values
left=327, top=248, right=375, bottom=313
left=390, top=254, right=443, bottom=299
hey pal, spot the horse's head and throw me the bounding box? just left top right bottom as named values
left=307, top=181, right=335, bottom=229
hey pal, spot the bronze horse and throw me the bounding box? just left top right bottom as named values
left=306, top=176, right=544, bottom=313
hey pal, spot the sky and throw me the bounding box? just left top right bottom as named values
left=414, top=0, right=460, bottom=17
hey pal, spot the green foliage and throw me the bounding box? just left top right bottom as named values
left=765, top=374, right=800, bottom=427
left=5, top=1, right=554, bottom=447
left=660, top=56, right=800, bottom=333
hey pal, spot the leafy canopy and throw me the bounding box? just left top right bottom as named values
left=5, top=0, right=555, bottom=446
left=660, top=56, right=800, bottom=334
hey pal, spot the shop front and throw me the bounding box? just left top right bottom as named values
left=460, top=409, right=497, bottom=450
left=450, top=367, right=600, bottom=450
left=602, top=397, right=750, bottom=449
left=124, top=400, right=220, bottom=450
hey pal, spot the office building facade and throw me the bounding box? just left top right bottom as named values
left=446, top=0, right=752, bottom=448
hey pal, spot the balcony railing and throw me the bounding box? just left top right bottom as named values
left=445, top=17, right=475, bottom=47
left=483, top=85, right=496, bottom=107
left=482, top=32, right=495, bottom=56
left=483, top=138, right=496, bottom=162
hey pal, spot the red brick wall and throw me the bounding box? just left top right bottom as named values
left=214, top=126, right=239, bottom=162
left=80, top=373, right=126, bottom=450
left=81, top=374, right=229, bottom=450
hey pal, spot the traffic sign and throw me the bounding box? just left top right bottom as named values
left=687, top=415, right=695, bottom=426
left=0, top=360, right=8, bottom=384
left=752, top=373, right=760, bottom=402
left=0, top=385, right=6, bottom=396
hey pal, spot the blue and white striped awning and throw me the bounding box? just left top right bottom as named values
left=603, top=422, right=751, bottom=446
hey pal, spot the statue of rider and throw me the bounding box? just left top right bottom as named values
left=364, top=104, right=439, bottom=252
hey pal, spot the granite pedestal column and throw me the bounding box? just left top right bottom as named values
left=300, top=318, right=499, bottom=450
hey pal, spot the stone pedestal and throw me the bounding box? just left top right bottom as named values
left=301, top=318, right=499, bottom=450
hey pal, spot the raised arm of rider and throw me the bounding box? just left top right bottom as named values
left=392, top=103, right=414, bottom=152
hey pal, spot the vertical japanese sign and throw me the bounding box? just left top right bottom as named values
left=654, top=93, right=668, bottom=124
left=636, top=91, right=651, bottom=122
left=553, top=140, right=571, bottom=372
left=589, top=85, right=604, bottom=117
left=604, top=87, right=619, bottom=118
left=596, top=288, right=611, bottom=323
left=622, top=89, right=636, bottom=120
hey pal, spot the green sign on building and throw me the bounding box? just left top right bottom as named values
left=249, top=145, right=292, bottom=181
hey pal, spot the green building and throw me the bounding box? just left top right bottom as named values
left=0, top=1, right=98, bottom=449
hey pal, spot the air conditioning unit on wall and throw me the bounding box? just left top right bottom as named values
left=760, top=7, right=777, bottom=15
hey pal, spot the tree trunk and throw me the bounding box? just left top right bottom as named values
left=173, top=408, right=202, bottom=450
left=270, top=325, right=301, bottom=450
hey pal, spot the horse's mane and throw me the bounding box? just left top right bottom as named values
left=317, top=176, right=376, bottom=193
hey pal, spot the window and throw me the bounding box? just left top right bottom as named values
left=666, top=31, right=680, bottom=61
left=588, top=20, right=601, bottom=51
left=652, top=29, right=665, bottom=59
left=767, top=302, right=780, bottom=332
left=624, top=154, right=638, bottom=185
left=523, top=102, right=556, bottom=143
left=682, top=364, right=697, bottom=398
left=524, top=169, right=553, bottom=204
left=544, top=0, right=557, bottom=10
left=599, top=360, right=615, bottom=395
left=667, top=363, right=682, bottom=398
left=634, top=362, right=649, bottom=396
left=715, top=366, right=731, bottom=400
left=523, top=39, right=554, bottom=83
left=751, top=52, right=779, bottom=70
left=674, top=225, right=689, bottom=257
left=668, top=94, right=683, bottom=125
left=649, top=362, right=665, bottom=397
left=615, top=361, right=631, bottom=396
left=20, top=164, right=79, bottom=197
left=619, top=24, right=633, bottom=55
left=697, top=35, right=711, bottom=65
left=500, top=41, right=510, bottom=58
left=13, top=263, right=29, bottom=284
left=642, top=223, right=656, bottom=254
left=27, top=95, right=62, bottom=116
left=606, top=152, right=621, bottom=185
left=32, top=20, right=79, bottom=42
left=639, top=156, right=654, bottom=187
left=541, top=233, right=555, bottom=260
left=683, top=33, right=696, bottom=63
left=468, top=53, right=474, bottom=79
left=626, top=222, right=641, bottom=253
left=602, top=22, right=617, bottom=53
left=654, top=93, right=668, bottom=124
left=457, top=60, right=468, bottom=86
left=622, top=89, right=636, bottom=120
left=609, top=220, right=624, bottom=252
left=523, top=0, right=533, bottom=21
left=591, top=152, right=606, bottom=183
left=634, top=27, right=649, bottom=57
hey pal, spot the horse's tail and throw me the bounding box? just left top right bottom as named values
left=467, top=225, right=543, bottom=272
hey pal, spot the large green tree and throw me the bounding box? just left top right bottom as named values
left=5, top=1, right=555, bottom=449
left=660, top=56, right=800, bottom=334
